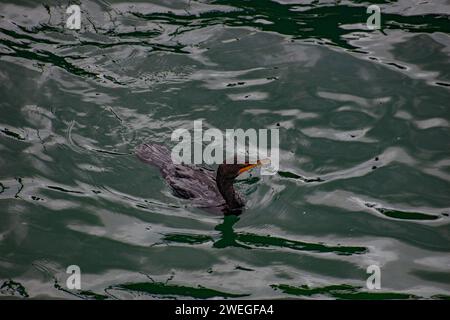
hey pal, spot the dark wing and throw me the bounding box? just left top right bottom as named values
left=135, top=143, right=172, bottom=175
left=135, top=143, right=226, bottom=211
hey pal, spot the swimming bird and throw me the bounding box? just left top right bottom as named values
left=135, top=143, right=262, bottom=215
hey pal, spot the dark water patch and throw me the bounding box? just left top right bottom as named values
left=136, top=203, right=149, bottom=210
left=53, top=278, right=109, bottom=300
left=0, top=30, right=98, bottom=79
left=113, top=282, right=249, bottom=299
left=163, top=233, right=213, bottom=245
left=213, top=215, right=251, bottom=249
left=0, top=280, right=29, bottom=298
left=236, top=233, right=367, bottom=256
left=365, top=203, right=440, bottom=221
left=59, top=40, right=189, bottom=54
left=32, top=262, right=112, bottom=300
left=15, top=23, right=62, bottom=35
left=235, top=265, right=255, bottom=272
left=47, top=185, right=84, bottom=194
left=271, top=284, right=418, bottom=300
left=385, top=62, right=407, bottom=70
left=435, top=82, right=450, bottom=87
left=15, top=177, right=24, bottom=199
left=0, top=127, right=25, bottom=141
left=383, top=13, right=450, bottom=34
left=164, top=216, right=367, bottom=255
left=89, top=148, right=133, bottom=156
left=0, top=44, right=98, bottom=79
left=1, top=0, right=449, bottom=300
left=105, top=29, right=162, bottom=39
left=130, top=1, right=450, bottom=50
left=379, top=209, right=439, bottom=221
left=278, top=171, right=324, bottom=183
left=0, top=27, right=59, bottom=45
left=77, top=290, right=109, bottom=300
left=226, top=81, right=246, bottom=87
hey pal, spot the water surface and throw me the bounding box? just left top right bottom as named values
left=0, top=0, right=450, bottom=299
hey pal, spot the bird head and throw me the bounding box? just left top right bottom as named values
left=217, top=159, right=269, bottom=180
left=216, top=158, right=270, bottom=214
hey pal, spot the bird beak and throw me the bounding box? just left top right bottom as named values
left=237, top=159, right=270, bottom=175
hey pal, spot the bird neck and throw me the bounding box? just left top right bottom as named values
left=216, top=172, right=244, bottom=212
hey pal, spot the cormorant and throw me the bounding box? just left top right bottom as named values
left=136, top=143, right=263, bottom=215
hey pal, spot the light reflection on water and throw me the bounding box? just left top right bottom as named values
left=0, top=0, right=449, bottom=299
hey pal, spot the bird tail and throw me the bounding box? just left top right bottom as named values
left=135, top=143, right=172, bottom=171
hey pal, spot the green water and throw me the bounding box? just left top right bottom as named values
left=1, top=0, right=450, bottom=299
